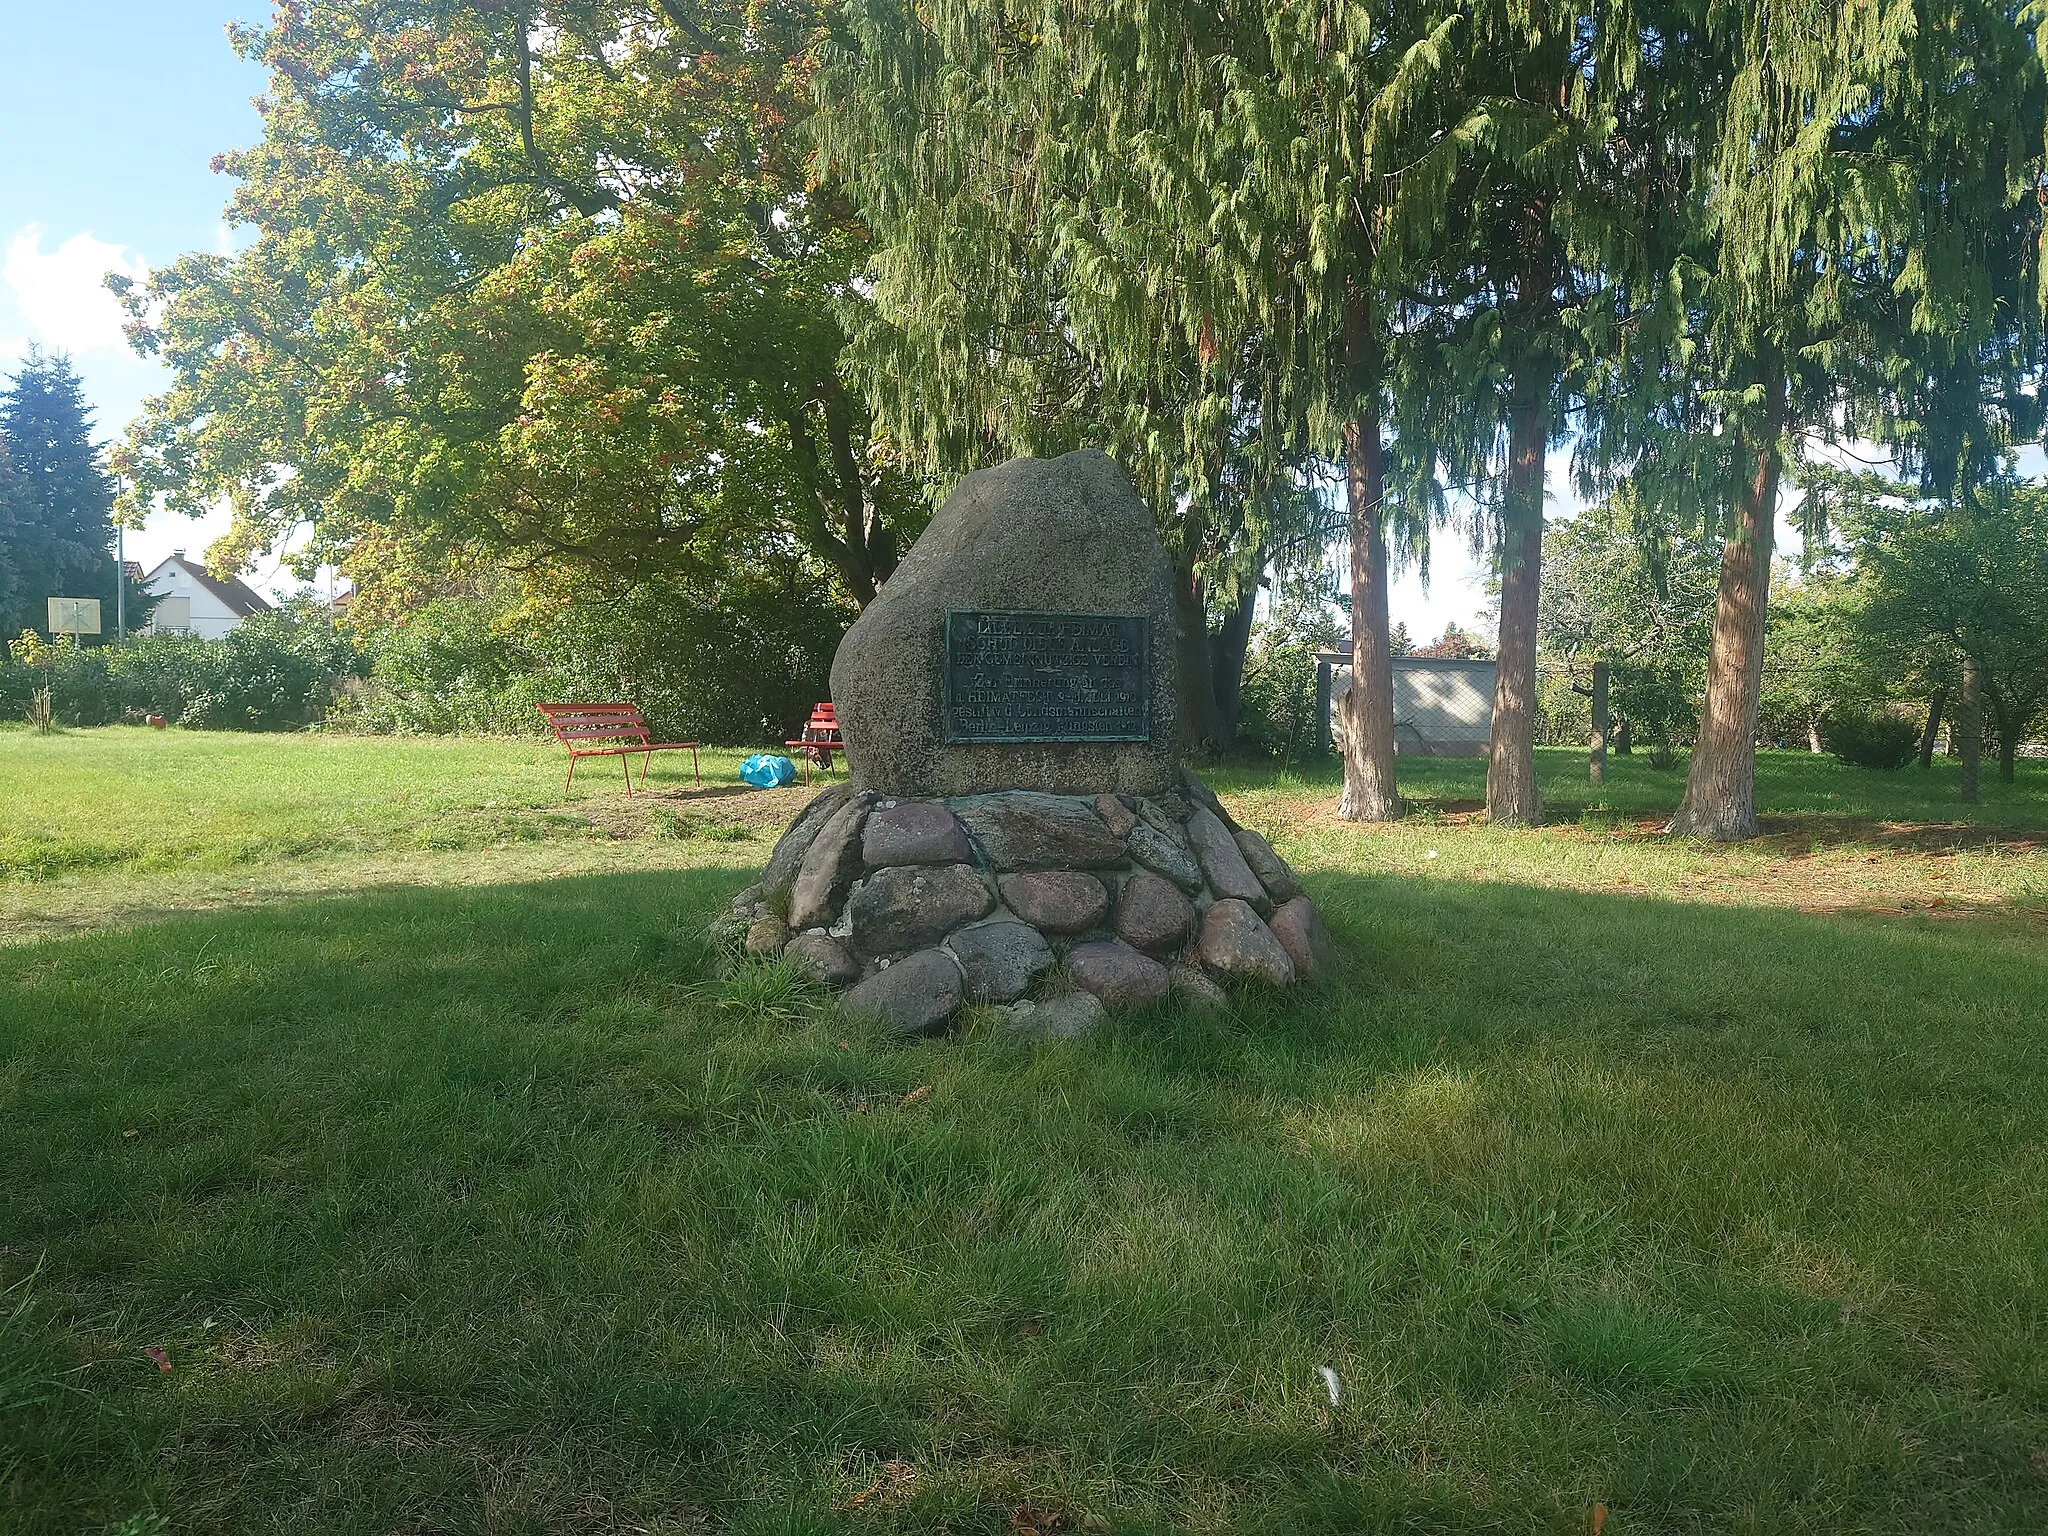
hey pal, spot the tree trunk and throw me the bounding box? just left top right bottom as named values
left=1486, top=359, right=1546, bottom=826
left=1614, top=717, right=1632, bottom=754
left=1918, top=687, right=1946, bottom=769
left=1172, top=554, right=1224, bottom=756
left=1669, top=377, right=1783, bottom=841
left=1209, top=572, right=1259, bottom=749
left=1991, top=694, right=2018, bottom=784
left=1806, top=718, right=1823, bottom=754
left=1589, top=660, right=1609, bottom=785
left=1957, top=657, right=1982, bottom=804
left=1337, top=301, right=1400, bottom=821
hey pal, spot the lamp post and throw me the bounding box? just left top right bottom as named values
left=116, top=515, right=126, bottom=643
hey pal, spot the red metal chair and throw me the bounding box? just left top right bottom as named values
left=784, top=702, right=844, bottom=785
left=539, top=703, right=700, bottom=797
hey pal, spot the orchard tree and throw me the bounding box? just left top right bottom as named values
left=1845, top=475, right=2048, bottom=784
left=1538, top=487, right=1718, bottom=767
left=117, top=1, right=918, bottom=615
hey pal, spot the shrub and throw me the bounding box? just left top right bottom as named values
left=339, top=568, right=851, bottom=745
left=0, top=602, right=362, bottom=730
left=1824, top=710, right=1919, bottom=771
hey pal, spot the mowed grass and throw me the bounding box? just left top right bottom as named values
left=2, top=731, right=2047, bottom=1532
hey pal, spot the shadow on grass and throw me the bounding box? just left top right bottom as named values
left=2, top=865, right=2045, bottom=1533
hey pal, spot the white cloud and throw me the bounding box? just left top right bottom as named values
left=2, top=223, right=147, bottom=355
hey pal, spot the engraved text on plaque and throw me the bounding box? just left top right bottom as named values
left=943, top=610, right=1149, bottom=742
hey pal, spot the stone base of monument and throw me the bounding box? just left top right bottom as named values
left=713, top=767, right=1334, bottom=1037
left=710, top=447, right=1338, bottom=1035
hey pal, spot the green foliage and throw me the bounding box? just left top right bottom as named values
left=342, top=569, right=849, bottom=745
left=1840, top=475, right=2048, bottom=781
left=0, top=350, right=148, bottom=640
left=117, top=3, right=917, bottom=612
left=1824, top=711, right=1921, bottom=771
left=1538, top=491, right=1718, bottom=753
left=1236, top=580, right=1342, bottom=762
left=0, top=604, right=361, bottom=731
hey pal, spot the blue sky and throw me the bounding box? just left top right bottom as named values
left=0, top=4, right=1505, bottom=628
left=0, top=3, right=274, bottom=584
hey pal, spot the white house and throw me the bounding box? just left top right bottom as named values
left=141, top=553, right=272, bottom=640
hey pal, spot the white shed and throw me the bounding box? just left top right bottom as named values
left=1316, top=652, right=1497, bottom=757
left=141, top=553, right=272, bottom=640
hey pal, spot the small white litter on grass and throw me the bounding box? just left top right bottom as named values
left=1318, top=1366, right=1341, bottom=1405
left=1424, top=849, right=1439, bottom=861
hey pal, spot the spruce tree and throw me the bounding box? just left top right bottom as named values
left=0, top=350, right=117, bottom=639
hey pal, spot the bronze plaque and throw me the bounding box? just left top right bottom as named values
left=943, top=610, right=1150, bottom=742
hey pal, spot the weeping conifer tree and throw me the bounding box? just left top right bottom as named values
left=1655, top=0, right=1923, bottom=841
left=819, top=2, right=1467, bottom=769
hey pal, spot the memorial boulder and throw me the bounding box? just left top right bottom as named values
left=725, top=449, right=1338, bottom=1037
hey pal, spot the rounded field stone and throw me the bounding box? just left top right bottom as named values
left=997, top=870, right=1111, bottom=934
left=842, top=948, right=963, bottom=1036
left=744, top=914, right=789, bottom=957
left=861, top=800, right=972, bottom=868
left=1114, top=869, right=1194, bottom=955
left=1126, top=822, right=1204, bottom=894
left=761, top=783, right=854, bottom=907
left=787, top=792, right=876, bottom=930
left=1195, top=899, right=1296, bottom=988
left=784, top=931, right=860, bottom=985
left=1168, top=964, right=1230, bottom=1015
left=1186, top=805, right=1271, bottom=915
left=999, top=991, right=1107, bottom=1041
left=850, top=863, right=994, bottom=956
left=1268, top=896, right=1335, bottom=982
left=944, top=918, right=1055, bottom=1002
left=1233, top=827, right=1301, bottom=904
left=1094, top=794, right=1139, bottom=838
left=953, top=791, right=1128, bottom=871
left=1066, top=940, right=1171, bottom=1010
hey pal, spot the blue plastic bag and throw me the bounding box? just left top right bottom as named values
left=740, top=753, right=798, bottom=788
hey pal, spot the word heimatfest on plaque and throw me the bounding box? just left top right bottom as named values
left=942, top=610, right=1149, bottom=743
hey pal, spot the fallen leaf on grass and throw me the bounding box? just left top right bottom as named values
left=900, top=1085, right=931, bottom=1108
left=144, top=1347, right=170, bottom=1373
left=1592, top=1502, right=1608, bottom=1533
left=121, top=1128, right=138, bottom=1140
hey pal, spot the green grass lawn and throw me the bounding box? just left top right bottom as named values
left=3, top=729, right=2046, bottom=1532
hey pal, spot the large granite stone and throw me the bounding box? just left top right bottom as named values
left=787, top=792, right=875, bottom=931
left=1168, top=964, right=1231, bottom=1015
left=1126, top=822, right=1204, bottom=893
left=861, top=800, right=971, bottom=868
left=842, top=949, right=963, bottom=1036
left=1234, top=827, right=1300, bottom=904
left=762, top=782, right=855, bottom=909
left=1114, top=870, right=1194, bottom=955
left=953, top=792, right=1127, bottom=871
left=1065, top=940, right=1171, bottom=1010
left=849, top=863, right=994, bottom=956
left=944, top=917, right=1055, bottom=1002
left=744, top=914, right=789, bottom=957
left=1195, top=899, right=1295, bottom=987
left=785, top=931, right=861, bottom=985
left=998, top=991, right=1107, bottom=1041
left=1269, top=896, right=1336, bottom=982
left=828, top=450, right=1179, bottom=798
left=1094, top=794, right=1138, bottom=838
left=1186, top=804, right=1271, bottom=915
left=998, top=870, right=1111, bottom=934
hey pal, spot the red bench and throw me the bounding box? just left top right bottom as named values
left=538, top=703, right=700, bottom=796
left=785, top=702, right=844, bottom=785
